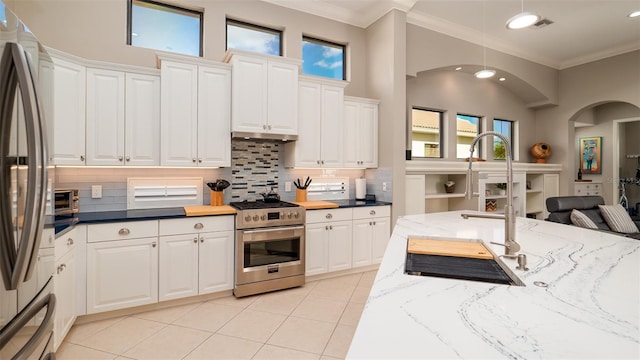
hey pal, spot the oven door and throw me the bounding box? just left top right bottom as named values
left=236, top=225, right=305, bottom=285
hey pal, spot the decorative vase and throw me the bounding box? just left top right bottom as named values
left=486, top=199, right=497, bottom=212
left=444, top=181, right=455, bottom=193
left=531, top=142, right=552, bottom=163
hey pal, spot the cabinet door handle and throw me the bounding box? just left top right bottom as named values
left=67, top=238, right=74, bottom=246
left=193, top=238, right=198, bottom=243
left=200, top=237, right=204, bottom=243
left=373, top=221, right=376, bottom=226
left=317, top=160, right=320, bottom=165
left=198, top=158, right=202, bottom=163
left=325, top=226, right=329, bottom=230
left=263, top=124, right=267, bottom=130
left=118, top=228, right=130, bottom=235
left=329, top=225, right=333, bottom=230
left=194, top=223, right=204, bottom=230
left=268, top=125, right=272, bottom=130
left=126, top=156, right=130, bottom=162
left=118, top=156, right=123, bottom=162
left=321, top=160, right=325, bottom=165
left=370, top=210, right=376, bottom=215
left=57, top=264, right=66, bottom=274
left=80, top=155, right=85, bottom=161
left=192, top=158, right=197, bottom=163
left=325, top=213, right=332, bottom=219
left=151, top=242, right=157, bottom=248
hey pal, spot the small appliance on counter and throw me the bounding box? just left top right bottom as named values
left=355, top=178, right=366, bottom=200
left=54, top=188, right=79, bottom=215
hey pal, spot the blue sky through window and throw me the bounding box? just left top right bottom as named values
left=226, top=22, right=280, bottom=56
left=131, top=1, right=201, bottom=57
left=302, top=39, right=344, bottom=80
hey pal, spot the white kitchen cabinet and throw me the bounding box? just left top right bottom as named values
left=51, top=56, right=86, bottom=165
left=284, top=77, right=346, bottom=168
left=158, top=216, right=234, bottom=301
left=125, top=72, right=161, bottom=166
left=86, top=220, right=159, bottom=314
left=352, top=206, right=391, bottom=267
left=160, top=57, right=231, bottom=167
left=343, top=97, right=379, bottom=168
left=85, top=68, right=125, bottom=166
left=82, top=67, right=161, bottom=166
left=226, top=50, right=300, bottom=137
left=54, top=246, right=76, bottom=350
left=305, top=208, right=353, bottom=276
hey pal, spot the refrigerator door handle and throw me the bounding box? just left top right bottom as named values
left=0, top=291, right=56, bottom=357
left=0, top=42, right=48, bottom=291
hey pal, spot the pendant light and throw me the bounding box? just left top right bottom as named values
left=475, top=1, right=495, bottom=79
left=506, top=0, right=540, bottom=29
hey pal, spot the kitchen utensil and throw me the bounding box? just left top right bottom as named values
left=207, top=179, right=231, bottom=192
left=260, top=188, right=281, bottom=203
left=294, top=177, right=312, bottom=190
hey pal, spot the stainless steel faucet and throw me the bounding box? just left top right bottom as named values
left=461, top=131, right=520, bottom=256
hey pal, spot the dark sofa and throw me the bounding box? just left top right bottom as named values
left=546, top=196, right=640, bottom=240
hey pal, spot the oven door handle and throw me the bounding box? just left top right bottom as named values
left=241, top=225, right=305, bottom=237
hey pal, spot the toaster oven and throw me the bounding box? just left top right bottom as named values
left=55, top=188, right=79, bottom=215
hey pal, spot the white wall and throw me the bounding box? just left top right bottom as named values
left=406, top=70, right=536, bottom=162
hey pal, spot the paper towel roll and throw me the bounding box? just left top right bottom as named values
left=355, top=178, right=366, bottom=200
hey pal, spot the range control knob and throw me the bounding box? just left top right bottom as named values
left=253, top=215, right=259, bottom=222
left=245, top=215, right=251, bottom=222
left=293, top=211, right=299, bottom=219
left=260, top=214, right=266, bottom=221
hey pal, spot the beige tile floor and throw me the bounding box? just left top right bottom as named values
left=56, top=270, right=376, bottom=360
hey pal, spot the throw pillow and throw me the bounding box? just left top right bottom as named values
left=598, top=204, right=640, bottom=233
left=570, top=209, right=599, bottom=229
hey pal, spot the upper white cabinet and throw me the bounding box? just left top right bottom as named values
left=225, top=50, right=300, bottom=137
left=86, top=68, right=161, bottom=166
left=284, top=77, right=346, bottom=168
left=160, top=56, right=231, bottom=167
left=343, top=96, right=379, bottom=168
left=51, top=56, right=86, bottom=165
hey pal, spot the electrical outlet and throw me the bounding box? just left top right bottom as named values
left=285, top=182, right=292, bottom=192
left=91, top=185, right=102, bottom=199
left=382, top=182, right=387, bottom=192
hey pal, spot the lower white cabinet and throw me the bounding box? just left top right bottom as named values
left=352, top=206, right=391, bottom=267
left=54, top=248, right=76, bottom=349
left=158, top=216, right=234, bottom=301
left=306, top=206, right=390, bottom=276
left=305, top=208, right=353, bottom=276
left=86, top=236, right=159, bottom=314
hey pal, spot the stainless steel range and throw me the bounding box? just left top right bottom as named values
left=230, top=200, right=305, bottom=297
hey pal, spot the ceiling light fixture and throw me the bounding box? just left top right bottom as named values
left=475, top=1, right=495, bottom=79
left=506, top=0, right=541, bottom=29
left=629, top=11, right=640, bottom=18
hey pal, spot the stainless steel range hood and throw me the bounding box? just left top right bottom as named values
left=231, top=131, right=298, bottom=142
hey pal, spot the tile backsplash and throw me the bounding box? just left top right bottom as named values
left=55, top=167, right=230, bottom=212
left=231, top=139, right=279, bottom=201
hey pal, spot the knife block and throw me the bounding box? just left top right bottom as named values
left=296, top=189, right=307, bottom=202
left=210, top=191, right=223, bottom=206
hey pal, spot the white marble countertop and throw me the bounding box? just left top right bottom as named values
left=347, top=211, right=640, bottom=359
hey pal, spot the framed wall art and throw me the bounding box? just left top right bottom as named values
left=579, top=136, right=602, bottom=174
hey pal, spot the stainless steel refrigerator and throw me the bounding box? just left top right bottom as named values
left=0, top=1, right=56, bottom=359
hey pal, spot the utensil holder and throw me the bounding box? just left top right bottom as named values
left=296, top=189, right=307, bottom=202
left=210, top=191, right=223, bottom=206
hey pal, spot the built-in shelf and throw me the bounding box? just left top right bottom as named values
left=425, top=193, right=466, bottom=199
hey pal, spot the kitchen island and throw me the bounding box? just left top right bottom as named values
left=347, top=211, right=640, bottom=359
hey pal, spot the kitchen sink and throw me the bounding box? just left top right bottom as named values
left=404, top=236, right=525, bottom=286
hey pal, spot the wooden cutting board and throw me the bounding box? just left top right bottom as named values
left=184, top=205, right=237, bottom=217
left=292, top=201, right=340, bottom=210
left=407, top=238, right=493, bottom=260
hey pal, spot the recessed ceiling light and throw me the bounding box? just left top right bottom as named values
left=506, top=11, right=541, bottom=29
left=629, top=11, right=640, bottom=18
left=499, top=77, right=506, bottom=81
left=455, top=67, right=462, bottom=71
left=475, top=69, right=496, bottom=79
